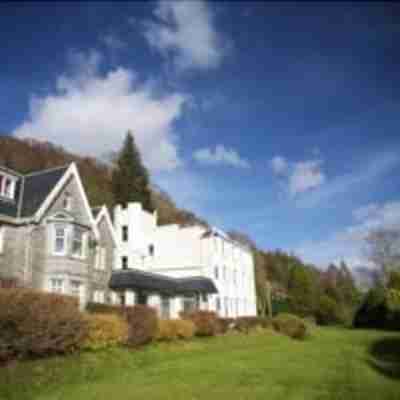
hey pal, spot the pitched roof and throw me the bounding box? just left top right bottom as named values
left=109, top=269, right=218, bottom=296
left=20, top=166, right=69, bottom=218
left=0, top=165, right=70, bottom=220
left=91, top=207, right=102, bottom=219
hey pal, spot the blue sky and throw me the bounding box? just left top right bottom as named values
left=1, top=1, right=400, bottom=267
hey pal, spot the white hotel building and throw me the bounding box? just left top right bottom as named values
left=111, top=202, right=257, bottom=318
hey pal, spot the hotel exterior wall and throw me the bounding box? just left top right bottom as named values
left=113, top=202, right=257, bottom=318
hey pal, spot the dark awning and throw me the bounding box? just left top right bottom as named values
left=109, top=269, right=218, bottom=296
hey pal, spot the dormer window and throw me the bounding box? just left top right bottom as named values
left=0, top=173, right=17, bottom=201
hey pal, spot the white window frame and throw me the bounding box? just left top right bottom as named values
left=72, top=227, right=87, bottom=259
left=93, top=290, right=105, bottom=303
left=53, top=223, right=68, bottom=256
left=0, top=173, right=17, bottom=200
left=95, top=246, right=106, bottom=270
left=50, top=278, right=64, bottom=294
left=0, top=226, right=4, bottom=254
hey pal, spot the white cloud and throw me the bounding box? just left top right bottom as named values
left=143, top=0, right=229, bottom=71
left=193, top=145, right=250, bottom=169
left=101, top=33, right=126, bottom=50
left=270, top=156, right=288, bottom=175
left=270, top=155, right=325, bottom=195
left=295, top=151, right=400, bottom=208
left=289, top=160, right=325, bottom=195
left=296, top=200, right=400, bottom=268
left=13, top=50, right=186, bottom=171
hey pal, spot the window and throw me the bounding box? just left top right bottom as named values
left=95, top=246, right=106, bottom=270
left=160, top=296, right=170, bottom=319
left=233, top=269, right=237, bottom=285
left=53, top=224, right=67, bottom=255
left=121, top=256, right=128, bottom=270
left=72, top=227, right=86, bottom=258
left=62, top=193, right=72, bottom=211
left=216, top=296, right=221, bottom=312
left=148, top=244, right=154, bottom=257
left=93, top=290, right=105, bottom=303
left=214, top=266, right=219, bottom=280
left=119, top=293, right=126, bottom=306
left=224, top=297, right=229, bottom=316
left=70, top=280, right=82, bottom=298
left=0, top=173, right=16, bottom=200
left=122, top=226, right=128, bottom=242
left=223, top=266, right=227, bottom=281
left=182, top=296, right=198, bottom=314
left=50, top=278, right=63, bottom=293
left=0, top=226, right=4, bottom=254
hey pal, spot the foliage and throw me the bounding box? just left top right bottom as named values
left=156, top=319, right=196, bottom=341
left=353, top=286, right=388, bottom=330
left=272, top=313, right=308, bottom=340
left=388, top=271, right=400, bottom=291
left=287, top=265, right=316, bottom=317
left=183, top=310, right=219, bottom=337
left=86, top=302, right=132, bottom=316
left=111, top=131, right=153, bottom=211
left=217, top=318, right=236, bottom=334
left=315, top=295, right=344, bottom=326
left=83, top=314, right=129, bottom=350
left=235, top=316, right=272, bottom=333
left=0, top=289, right=87, bottom=362
left=126, top=305, right=158, bottom=347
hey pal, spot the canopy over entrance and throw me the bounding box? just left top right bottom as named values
left=109, top=269, right=218, bottom=297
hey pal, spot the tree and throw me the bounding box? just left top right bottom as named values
left=112, top=131, right=153, bottom=211
left=288, top=265, right=316, bottom=317
left=364, top=228, right=400, bottom=282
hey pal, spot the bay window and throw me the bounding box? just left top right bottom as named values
left=72, top=227, right=86, bottom=258
left=50, top=278, right=63, bottom=293
left=54, top=224, right=67, bottom=255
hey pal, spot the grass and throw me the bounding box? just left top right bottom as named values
left=0, top=327, right=400, bottom=400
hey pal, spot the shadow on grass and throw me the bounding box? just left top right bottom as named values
left=368, top=337, right=400, bottom=379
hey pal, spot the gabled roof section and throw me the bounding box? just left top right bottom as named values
left=20, top=165, right=69, bottom=218
left=93, top=205, right=118, bottom=246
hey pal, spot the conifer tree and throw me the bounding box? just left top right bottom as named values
left=112, top=131, right=153, bottom=211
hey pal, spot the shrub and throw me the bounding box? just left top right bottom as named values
left=235, top=317, right=272, bottom=334
left=315, top=295, right=344, bottom=326
left=126, top=305, right=158, bottom=347
left=83, top=313, right=128, bottom=350
left=272, top=313, right=308, bottom=340
left=86, top=302, right=133, bottom=317
left=353, top=286, right=387, bottom=329
left=175, top=319, right=196, bottom=339
left=0, top=288, right=87, bottom=362
left=184, top=310, right=219, bottom=337
left=217, top=318, right=236, bottom=334
left=156, top=319, right=196, bottom=341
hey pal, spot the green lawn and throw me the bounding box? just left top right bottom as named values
left=1, top=327, right=400, bottom=400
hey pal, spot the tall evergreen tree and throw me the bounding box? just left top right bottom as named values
left=112, top=131, right=153, bottom=211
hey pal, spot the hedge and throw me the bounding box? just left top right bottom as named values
left=83, top=313, right=129, bottom=350
left=156, top=319, right=196, bottom=341
left=183, top=310, right=219, bottom=337
left=126, top=305, right=158, bottom=347
left=0, top=288, right=87, bottom=362
left=272, top=313, right=308, bottom=340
